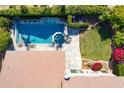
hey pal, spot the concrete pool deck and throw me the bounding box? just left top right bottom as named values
left=62, top=28, right=82, bottom=70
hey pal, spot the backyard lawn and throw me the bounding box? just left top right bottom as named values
left=80, top=23, right=112, bottom=61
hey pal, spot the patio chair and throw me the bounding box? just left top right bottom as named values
left=49, top=42, right=55, bottom=47
left=27, top=44, right=35, bottom=51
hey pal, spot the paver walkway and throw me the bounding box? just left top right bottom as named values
left=63, top=28, right=82, bottom=71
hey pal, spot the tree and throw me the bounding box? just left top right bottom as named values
left=99, top=6, right=124, bottom=31
left=0, top=17, right=12, bottom=30
left=8, top=6, right=21, bottom=16
left=65, top=5, right=109, bottom=16
left=0, top=28, right=11, bottom=52
left=51, top=5, right=65, bottom=16
left=42, top=7, right=51, bottom=16
left=28, top=7, right=44, bottom=16
left=113, top=31, right=124, bottom=47
left=67, top=15, right=89, bottom=29
left=20, top=5, right=29, bottom=16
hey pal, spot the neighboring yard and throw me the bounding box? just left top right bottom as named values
left=80, top=23, right=112, bottom=61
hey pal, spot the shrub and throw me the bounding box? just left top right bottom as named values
left=65, top=5, right=109, bottom=16
left=43, top=7, right=52, bottom=16
left=51, top=5, right=64, bottom=16
left=67, top=15, right=89, bottom=29
left=69, top=22, right=89, bottom=29
left=113, top=48, right=124, bottom=63
left=0, top=5, right=109, bottom=17
left=91, top=62, right=103, bottom=71
left=113, top=31, right=124, bottom=47
left=20, top=5, right=29, bottom=16
left=0, top=28, right=11, bottom=52
left=115, top=64, right=124, bottom=76
left=67, top=15, right=72, bottom=23
left=99, top=6, right=124, bottom=31
left=28, top=7, right=44, bottom=16
left=8, top=7, right=21, bottom=16
left=0, top=9, right=9, bottom=16
left=0, top=17, right=12, bottom=30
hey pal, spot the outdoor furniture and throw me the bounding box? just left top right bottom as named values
left=26, top=44, right=35, bottom=51
left=18, top=42, right=23, bottom=48
left=49, top=42, right=55, bottom=47
left=29, top=44, right=35, bottom=48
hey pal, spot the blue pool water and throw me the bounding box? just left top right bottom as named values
left=15, top=21, right=64, bottom=44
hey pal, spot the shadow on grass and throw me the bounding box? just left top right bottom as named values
left=97, top=21, right=113, bottom=41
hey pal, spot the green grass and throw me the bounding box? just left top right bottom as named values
left=80, top=25, right=112, bottom=61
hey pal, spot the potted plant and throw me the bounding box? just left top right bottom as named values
left=18, top=42, right=23, bottom=47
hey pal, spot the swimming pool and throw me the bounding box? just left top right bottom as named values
left=15, top=18, right=65, bottom=44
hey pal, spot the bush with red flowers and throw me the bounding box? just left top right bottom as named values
left=91, top=62, right=103, bottom=71
left=113, top=48, right=124, bottom=63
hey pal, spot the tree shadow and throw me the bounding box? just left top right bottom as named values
left=108, top=53, right=117, bottom=74
left=68, top=28, right=80, bottom=36
left=7, top=40, right=15, bottom=51
left=85, top=16, right=99, bottom=25
left=0, top=59, right=2, bottom=73
left=97, top=21, right=113, bottom=41
left=0, top=52, right=6, bottom=73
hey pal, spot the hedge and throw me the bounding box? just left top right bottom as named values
left=65, top=5, right=109, bottom=17
left=69, top=22, right=89, bottom=29
left=115, top=64, right=124, bottom=76
left=0, top=6, right=65, bottom=17
left=67, top=15, right=89, bottom=29
left=0, top=5, right=109, bottom=17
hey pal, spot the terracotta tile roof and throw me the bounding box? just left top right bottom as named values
left=63, top=76, right=124, bottom=88
left=1, top=51, right=124, bottom=88
left=0, top=51, right=65, bottom=88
